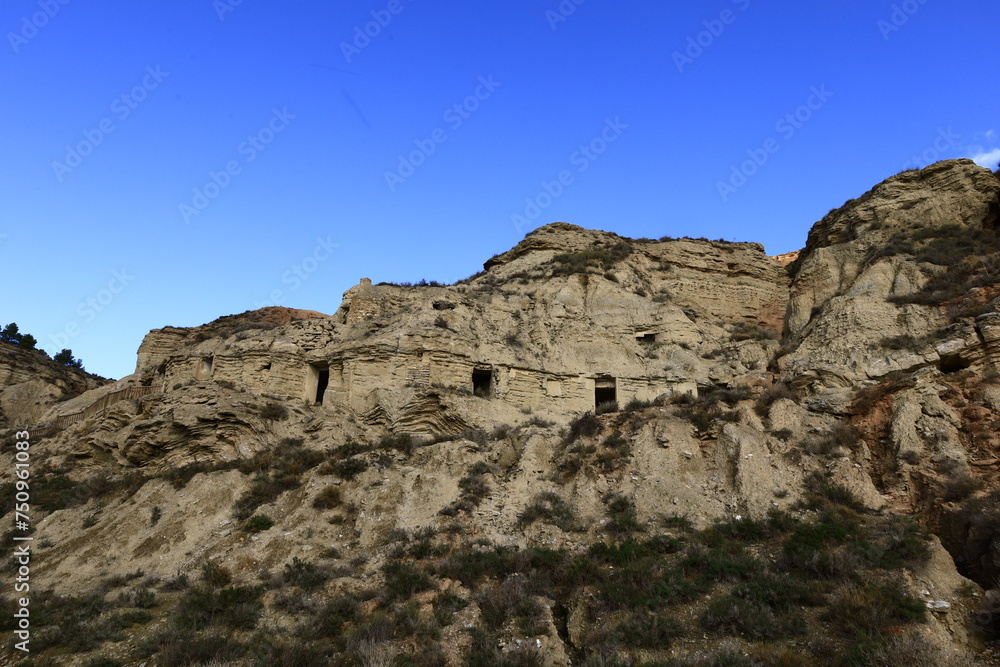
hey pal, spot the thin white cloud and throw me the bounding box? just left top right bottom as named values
left=972, top=147, right=1000, bottom=168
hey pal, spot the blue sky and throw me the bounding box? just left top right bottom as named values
left=3, top=0, right=999, bottom=380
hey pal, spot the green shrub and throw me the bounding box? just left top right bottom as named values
left=730, top=572, right=826, bottom=611
left=681, top=544, right=764, bottom=584
left=706, top=516, right=766, bottom=542
left=174, top=585, right=264, bottom=630
left=551, top=243, right=632, bottom=276
left=881, top=334, right=922, bottom=350
left=783, top=518, right=852, bottom=578
left=701, top=594, right=806, bottom=640
left=312, top=486, right=342, bottom=509
left=82, top=657, right=123, bottom=667
left=942, top=472, right=984, bottom=502
left=595, top=400, right=619, bottom=415
left=868, top=515, right=932, bottom=569
left=675, top=387, right=749, bottom=435
left=258, top=402, right=289, bottom=421
left=432, top=593, right=469, bottom=627
left=518, top=491, right=579, bottom=531
left=441, top=464, right=494, bottom=515
left=463, top=627, right=544, bottom=666
left=143, top=628, right=247, bottom=666
left=596, top=556, right=699, bottom=610
left=242, top=514, right=274, bottom=533
left=160, top=573, right=189, bottom=591
left=298, top=594, right=360, bottom=640
left=802, top=472, right=867, bottom=512
left=378, top=432, right=416, bottom=455
left=283, top=557, right=330, bottom=591
left=477, top=577, right=546, bottom=635
left=730, top=321, right=776, bottom=342
left=383, top=562, right=435, bottom=601
left=842, top=629, right=961, bottom=667
left=33, top=470, right=148, bottom=513
left=803, top=422, right=862, bottom=457
left=232, top=442, right=325, bottom=520
left=603, top=494, right=643, bottom=535
left=880, top=224, right=1000, bottom=319
left=200, top=561, right=232, bottom=588
left=823, top=577, right=926, bottom=637
left=102, top=569, right=146, bottom=590
left=610, top=612, right=683, bottom=649
left=330, top=457, right=368, bottom=480
left=566, top=412, right=601, bottom=443
left=118, top=587, right=157, bottom=609
left=754, top=382, right=794, bottom=417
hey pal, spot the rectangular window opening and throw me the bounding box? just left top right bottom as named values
left=472, top=368, right=493, bottom=398
left=636, top=333, right=657, bottom=343
left=595, top=376, right=617, bottom=410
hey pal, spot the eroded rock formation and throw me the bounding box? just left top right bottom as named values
left=3, top=158, right=1000, bottom=666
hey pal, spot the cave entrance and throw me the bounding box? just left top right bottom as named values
left=939, top=354, right=970, bottom=374
left=199, top=357, right=214, bottom=380
left=306, top=364, right=330, bottom=405
left=315, top=368, right=330, bottom=404
left=472, top=368, right=493, bottom=397
left=595, top=376, right=617, bottom=409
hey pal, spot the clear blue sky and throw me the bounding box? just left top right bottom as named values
left=3, top=0, right=998, bottom=379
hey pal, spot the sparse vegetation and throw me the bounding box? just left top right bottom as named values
left=729, top=321, right=777, bottom=342
left=754, top=382, right=794, bottom=418
left=257, top=401, right=289, bottom=421
left=242, top=514, right=274, bottom=533
left=312, top=486, right=343, bottom=509
left=518, top=491, right=579, bottom=531
left=802, top=421, right=861, bottom=457
left=603, top=493, right=643, bottom=535
left=283, top=557, right=331, bottom=591
left=595, top=400, right=618, bottom=415
left=565, top=411, right=601, bottom=443
left=550, top=242, right=632, bottom=276
left=874, top=224, right=1000, bottom=320
left=232, top=440, right=325, bottom=520
left=674, top=386, right=749, bottom=435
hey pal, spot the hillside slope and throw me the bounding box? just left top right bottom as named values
left=2, top=159, right=999, bottom=666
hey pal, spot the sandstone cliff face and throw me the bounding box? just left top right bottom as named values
left=4, top=160, right=1000, bottom=666
left=0, top=344, right=107, bottom=428
left=111, top=226, right=791, bottom=444
left=782, top=159, right=1000, bottom=400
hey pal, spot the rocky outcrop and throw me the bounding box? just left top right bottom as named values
left=6, top=159, right=1000, bottom=666
left=0, top=343, right=108, bottom=428
left=781, top=159, right=1000, bottom=400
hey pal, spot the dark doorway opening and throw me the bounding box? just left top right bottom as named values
left=315, top=369, right=330, bottom=404
left=939, top=354, right=970, bottom=374
left=595, top=376, right=617, bottom=410
left=472, top=368, right=493, bottom=397
left=636, top=333, right=657, bottom=343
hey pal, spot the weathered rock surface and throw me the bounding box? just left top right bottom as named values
left=782, top=159, right=1000, bottom=394
left=3, top=159, right=1000, bottom=665
left=0, top=343, right=107, bottom=428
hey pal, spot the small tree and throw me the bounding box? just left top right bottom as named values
left=17, top=333, right=37, bottom=350
left=54, top=349, right=84, bottom=369
left=0, top=322, right=19, bottom=344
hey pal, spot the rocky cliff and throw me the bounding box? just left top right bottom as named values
left=2, top=159, right=999, bottom=666
left=0, top=343, right=108, bottom=429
